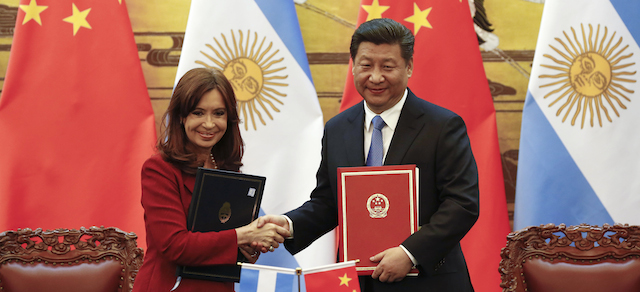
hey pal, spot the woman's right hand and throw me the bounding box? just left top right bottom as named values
left=236, top=219, right=290, bottom=252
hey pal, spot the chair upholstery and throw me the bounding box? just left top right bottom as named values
left=499, top=223, right=640, bottom=292
left=0, top=226, right=144, bottom=292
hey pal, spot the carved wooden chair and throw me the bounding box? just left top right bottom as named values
left=0, top=226, right=144, bottom=292
left=500, top=223, right=640, bottom=292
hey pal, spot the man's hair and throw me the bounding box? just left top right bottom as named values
left=350, top=18, right=414, bottom=63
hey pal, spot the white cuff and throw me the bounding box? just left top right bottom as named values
left=399, top=244, right=418, bottom=267
left=282, top=215, right=294, bottom=239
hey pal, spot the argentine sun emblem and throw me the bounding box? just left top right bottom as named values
left=538, top=24, right=636, bottom=128
left=196, top=30, right=288, bottom=131
left=367, top=193, right=389, bottom=219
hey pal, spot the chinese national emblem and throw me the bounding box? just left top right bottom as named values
left=367, top=193, right=389, bottom=218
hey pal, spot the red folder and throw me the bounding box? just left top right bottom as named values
left=337, top=165, right=419, bottom=276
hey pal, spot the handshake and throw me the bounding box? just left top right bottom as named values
left=235, top=215, right=290, bottom=263
left=237, top=214, right=414, bottom=282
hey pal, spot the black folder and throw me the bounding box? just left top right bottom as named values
left=176, top=167, right=265, bottom=282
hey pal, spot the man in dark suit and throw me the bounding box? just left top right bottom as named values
left=258, top=18, right=479, bottom=292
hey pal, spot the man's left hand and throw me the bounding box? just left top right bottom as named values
left=370, top=247, right=413, bottom=282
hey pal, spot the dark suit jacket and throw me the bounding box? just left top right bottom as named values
left=285, top=89, right=479, bottom=291
left=133, top=154, right=237, bottom=292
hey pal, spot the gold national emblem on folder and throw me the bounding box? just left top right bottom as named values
left=219, top=202, right=231, bottom=223
left=367, top=193, right=389, bottom=218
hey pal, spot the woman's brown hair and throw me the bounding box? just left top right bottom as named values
left=157, top=68, right=243, bottom=174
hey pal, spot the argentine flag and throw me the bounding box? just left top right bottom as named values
left=515, top=0, right=640, bottom=230
left=238, top=264, right=297, bottom=292
left=175, top=0, right=335, bottom=270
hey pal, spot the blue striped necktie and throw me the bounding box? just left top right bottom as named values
left=366, top=115, right=386, bottom=166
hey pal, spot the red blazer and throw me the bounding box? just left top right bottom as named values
left=133, top=154, right=238, bottom=292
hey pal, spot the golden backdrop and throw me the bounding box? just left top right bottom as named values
left=0, top=0, right=545, bottom=227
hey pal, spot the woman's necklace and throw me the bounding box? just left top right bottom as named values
left=210, top=153, right=218, bottom=169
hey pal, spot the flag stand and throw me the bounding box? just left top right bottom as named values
left=295, top=267, right=302, bottom=292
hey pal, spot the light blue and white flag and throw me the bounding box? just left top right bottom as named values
left=515, top=0, right=640, bottom=230
left=238, top=263, right=298, bottom=292
left=175, top=0, right=334, bottom=269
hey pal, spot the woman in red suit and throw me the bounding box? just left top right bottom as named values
left=133, top=68, right=289, bottom=292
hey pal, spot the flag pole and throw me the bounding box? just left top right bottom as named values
left=296, top=267, right=302, bottom=292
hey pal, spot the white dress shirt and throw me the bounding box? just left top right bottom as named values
left=363, top=89, right=408, bottom=164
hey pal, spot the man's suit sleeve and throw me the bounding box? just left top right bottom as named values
left=401, top=114, right=480, bottom=274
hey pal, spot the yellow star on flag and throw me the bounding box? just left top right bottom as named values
left=63, top=4, right=91, bottom=36
left=404, top=3, right=432, bottom=35
left=19, top=0, right=48, bottom=25
left=362, top=0, right=390, bottom=21
left=338, top=273, right=352, bottom=287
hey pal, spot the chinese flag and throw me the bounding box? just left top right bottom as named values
left=340, top=1, right=510, bottom=291
left=304, top=261, right=361, bottom=292
left=0, top=0, right=156, bottom=249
